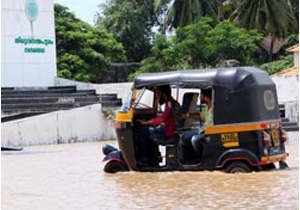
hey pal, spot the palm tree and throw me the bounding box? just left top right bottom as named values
left=219, top=0, right=239, bottom=20
left=154, top=0, right=220, bottom=32
left=229, top=0, right=297, bottom=61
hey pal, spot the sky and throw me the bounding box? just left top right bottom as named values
left=54, top=0, right=105, bottom=25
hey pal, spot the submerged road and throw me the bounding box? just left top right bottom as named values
left=2, top=132, right=299, bottom=210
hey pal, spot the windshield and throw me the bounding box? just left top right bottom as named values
left=119, top=90, right=132, bottom=112
left=132, top=88, right=154, bottom=108
left=120, top=88, right=155, bottom=111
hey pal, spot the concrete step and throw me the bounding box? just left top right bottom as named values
left=1, top=146, right=23, bottom=151
left=1, top=86, right=122, bottom=120
left=1, top=101, right=100, bottom=112
left=48, top=85, right=77, bottom=90
left=283, top=121, right=298, bottom=127
left=1, top=90, right=96, bottom=98
left=280, top=116, right=299, bottom=131
left=1, top=87, right=77, bottom=95
left=1, top=112, right=47, bottom=123
left=98, top=93, right=118, bottom=100
left=2, top=85, right=76, bottom=91
left=97, top=93, right=122, bottom=107
left=100, top=99, right=122, bottom=107
left=282, top=125, right=299, bottom=132
left=281, top=117, right=290, bottom=122
left=1, top=87, right=14, bottom=91
left=2, top=96, right=100, bottom=104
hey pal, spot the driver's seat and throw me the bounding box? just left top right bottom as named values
left=178, top=92, right=199, bottom=129
left=155, top=92, right=199, bottom=146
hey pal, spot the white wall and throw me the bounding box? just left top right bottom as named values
left=1, top=104, right=117, bottom=147
left=293, top=51, right=299, bottom=66
left=1, top=0, right=57, bottom=87
left=272, top=75, right=299, bottom=122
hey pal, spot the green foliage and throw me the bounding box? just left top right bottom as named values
left=175, top=18, right=215, bottom=68
left=207, top=21, right=263, bottom=65
left=55, top=4, right=126, bottom=83
left=131, top=17, right=263, bottom=79
left=128, top=34, right=178, bottom=80
left=154, top=0, right=220, bottom=31
left=259, top=55, right=294, bottom=75
left=55, top=1, right=298, bottom=82
left=283, top=34, right=299, bottom=49
left=289, top=0, right=299, bottom=31
left=96, top=0, right=158, bottom=62
left=229, top=0, right=297, bottom=37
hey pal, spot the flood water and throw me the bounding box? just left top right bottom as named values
left=2, top=132, right=299, bottom=210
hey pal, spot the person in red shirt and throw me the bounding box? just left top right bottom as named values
left=137, top=85, right=179, bottom=166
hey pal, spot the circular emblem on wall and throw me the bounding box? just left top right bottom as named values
left=25, top=0, right=39, bottom=22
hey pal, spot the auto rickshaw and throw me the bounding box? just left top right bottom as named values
left=102, top=67, right=289, bottom=173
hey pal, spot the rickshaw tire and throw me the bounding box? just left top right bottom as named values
left=224, top=161, right=252, bottom=173
left=261, top=163, right=276, bottom=171
left=104, top=160, right=128, bottom=173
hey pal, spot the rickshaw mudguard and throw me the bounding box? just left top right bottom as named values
left=115, top=125, right=138, bottom=170
left=115, top=109, right=139, bottom=171
left=215, top=148, right=260, bottom=168
left=102, top=144, right=118, bottom=155
left=103, top=150, right=125, bottom=164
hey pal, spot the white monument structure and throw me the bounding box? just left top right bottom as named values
left=1, top=0, right=57, bottom=87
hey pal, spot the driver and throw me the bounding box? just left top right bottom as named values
left=137, top=85, right=180, bottom=166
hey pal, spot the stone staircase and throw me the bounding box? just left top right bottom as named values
left=281, top=118, right=299, bottom=131
left=1, top=86, right=122, bottom=122
left=279, top=104, right=299, bottom=132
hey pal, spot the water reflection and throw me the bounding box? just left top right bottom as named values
left=103, top=169, right=298, bottom=210
left=2, top=132, right=299, bottom=210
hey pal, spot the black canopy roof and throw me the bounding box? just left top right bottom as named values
left=133, top=67, right=273, bottom=90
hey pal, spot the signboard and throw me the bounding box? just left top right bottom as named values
left=1, top=0, right=57, bottom=87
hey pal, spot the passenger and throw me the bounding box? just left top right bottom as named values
left=137, top=85, right=180, bottom=165
left=181, top=89, right=212, bottom=157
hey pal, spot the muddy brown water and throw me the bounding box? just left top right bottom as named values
left=2, top=132, right=299, bottom=210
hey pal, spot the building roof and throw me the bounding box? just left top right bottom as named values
left=272, top=66, right=299, bottom=77
left=286, top=44, right=299, bottom=53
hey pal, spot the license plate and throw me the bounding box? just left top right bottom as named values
left=269, top=147, right=280, bottom=155
left=271, top=129, right=280, bottom=146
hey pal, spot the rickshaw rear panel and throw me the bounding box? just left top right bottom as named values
left=205, top=120, right=287, bottom=169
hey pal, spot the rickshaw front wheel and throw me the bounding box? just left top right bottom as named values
left=224, top=161, right=252, bottom=173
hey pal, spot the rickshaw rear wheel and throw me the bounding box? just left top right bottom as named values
left=104, top=160, right=128, bottom=173
left=224, top=161, right=252, bottom=173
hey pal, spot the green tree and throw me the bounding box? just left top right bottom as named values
left=219, top=0, right=239, bottom=20
left=174, top=17, right=215, bottom=68
left=259, top=55, right=293, bottom=75
left=207, top=20, right=263, bottom=65
left=55, top=4, right=126, bottom=83
left=154, top=0, right=220, bottom=31
left=96, top=0, right=158, bottom=62
left=229, top=0, right=297, bottom=61
left=131, top=18, right=262, bottom=79
left=128, top=34, right=179, bottom=80
left=289, top=0, right=299, bottom=32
